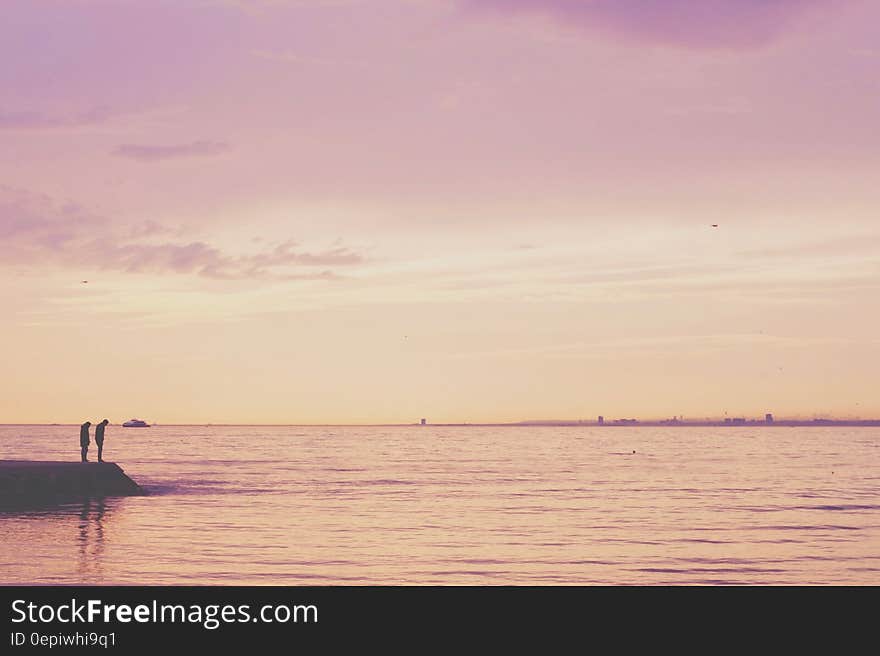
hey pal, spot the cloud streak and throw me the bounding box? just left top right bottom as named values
left=0, top=106, right=114, bottom=130
left=740, top=235, right=880, bottom=260
left=92, top=239, right=361, bottom=279
left=464, top=0, right=833, bottom=49
left=0, top=187, right=362, bottom=280
left=113, top=141, right=231, bottom=162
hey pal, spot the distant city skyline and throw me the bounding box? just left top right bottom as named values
left=3, top=411, right=880, bottom=428
left=2, top=0, right=879, bottom=424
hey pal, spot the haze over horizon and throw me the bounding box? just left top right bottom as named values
left=2, top=0, right=879, bottom=424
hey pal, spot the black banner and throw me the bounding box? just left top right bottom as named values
left=0, top=586, right=871, bottom=651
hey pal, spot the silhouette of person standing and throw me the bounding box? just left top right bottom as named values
left=95, top=419, right=109, bottom=463
left=80, top=421, right=91, bottom=462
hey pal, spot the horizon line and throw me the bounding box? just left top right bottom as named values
left=2, top=417, right=880, bottom=428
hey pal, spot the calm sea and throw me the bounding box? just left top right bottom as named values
left=1, top=424, right=878, bottom=585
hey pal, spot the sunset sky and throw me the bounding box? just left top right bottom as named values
left=2, top=0, right=879, bottom=424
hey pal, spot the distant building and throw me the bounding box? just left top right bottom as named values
left=598, top=416, right=604, bottom=425
left=765, top=413, right=774, bottom=423
left=732, top=417, right=746, bottom=424
left=420, top=418, right=426, bottom=425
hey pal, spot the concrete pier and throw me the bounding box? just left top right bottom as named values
left=0, top=461, right=143, bottom=506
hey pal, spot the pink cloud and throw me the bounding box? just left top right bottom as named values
left=113, top=141, right=231, bottom=162
left=0, top=187, right=362, bottom=280
left=0, top=106, right=114, bottom=130
left=465, top=0, right=833, bottom=48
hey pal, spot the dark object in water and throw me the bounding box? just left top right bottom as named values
left=0, top=461, right=143, bottom=508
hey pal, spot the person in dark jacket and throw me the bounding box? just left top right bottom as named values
left=95, top=419, right=109, bottom=462
left=80, top=421, right=91, bottom=462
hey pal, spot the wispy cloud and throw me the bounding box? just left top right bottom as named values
left=664, top=100, right=753, bottom=117
left=463, top=0, right=835, bottom=49
left=92, top=239, right=361, bottom=278
left=251, top=49, right=313, bottom=63
left=112, top=141, right=231, bottom=162
left=446, top=332, right=865, bottom=361
left=850, top=48, right=880, bottom=58
left=218, top=0, right=364, bottom=10
left=251, top=49, right=365, bottom=67
left=0, top=187, right=362, bottom=280
left=740, top=235, right=880, bottom=260
left=0, top=106, right=114, bottom=130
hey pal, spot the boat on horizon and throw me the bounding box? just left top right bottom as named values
left=122, top=419, right=150, bottom=428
